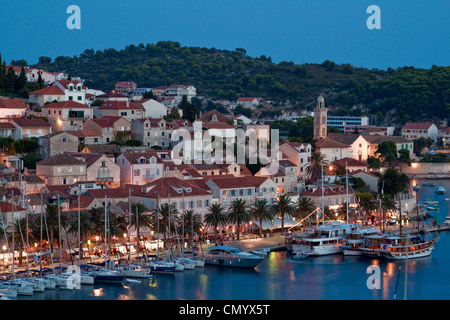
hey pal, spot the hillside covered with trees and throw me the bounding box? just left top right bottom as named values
left=4, top=41, right=450, bottom=125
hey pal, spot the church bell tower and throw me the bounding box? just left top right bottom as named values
left=313, top=95, right=327, bottom=140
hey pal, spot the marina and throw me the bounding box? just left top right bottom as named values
left=1, top=179, right=449, bottom=300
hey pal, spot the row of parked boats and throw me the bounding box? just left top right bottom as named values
left=285, top=218, right=444, bottom=260
left=0, top=245, right=271, bottom=300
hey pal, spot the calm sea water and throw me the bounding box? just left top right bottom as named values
left=18, top=180, right=450, bottom=301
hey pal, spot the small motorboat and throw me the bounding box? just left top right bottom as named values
left=423, top=182, right=436, bottom=186
left=125, top=278, right=142, bottom=284
left=292, top=251, right=310, bottom=259
left=413, top=185, right=420, bottom=191
left=203, top=245, right=265, bottom=268
left=435, top=187, right=446, bottom=195
left=424, top=199, right=438, bottom=204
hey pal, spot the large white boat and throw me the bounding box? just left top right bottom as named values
left=119, top=265, right=151, bottom=278
left=203, top=245, right=265, bottom=268
left=287, top=221, right=358, bottom=256
left=339, top=227, right=383, bottom=256
left=376, top=235, right=439, bottom=260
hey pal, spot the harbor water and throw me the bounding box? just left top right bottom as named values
left=16, top=179, right=450, bottom=300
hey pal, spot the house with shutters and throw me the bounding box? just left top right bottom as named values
left=36, top=154, right=87, bottom=186
left=94, top=101, right=145, bottom=121
left=83, top=116, right=131, bottom=144
left=41, top=100, right=94, bottom=132
left=401, top=122, right=439, bottom=142
left=116, top=151, right=165, bottom=185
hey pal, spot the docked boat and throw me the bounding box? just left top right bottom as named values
left=339, top=227, right=383, bottom=256
left=287, top=221, right=358, bottom=256
left=203, top=245, right=265, bottom=268
left=147, top=262, right=176, bottom=274
left=376, top=235, right=439, bottom=260
left=156, top=259, right=184, bottom=272
left=0, top=280, right=34, bottom=296
left=435, top=187, right=446, bottom=195
left=424, top=199, right=439, bottom=204
left=442, top=216, right=450, bottom=226
left=174, top=258, right=196, bottom=270
left=423, top=182, right=436, bottom=186
left=0, top=287, right=18, bottom=299
left=427, top=204, right=439, bottom=211
left=412, top=185, right=420, bottom=191
left=91, top=270, right=124, bottom=285
left=119, top=265, right=151, bottom=278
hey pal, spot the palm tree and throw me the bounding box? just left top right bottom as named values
left=178, top=210, right=203, bottom=248
left=44, top=204, right=59, bottom=253
left=295, top=197, right=316, bottom=226
left=227, top=199, right=250, bottom=241
left=129, top=203, right=153, bottom=255
left=250, top=199, right=274, bottom=237
left=156, top=203, right=178, bottom=248
left=337, top=202, right=350, bottom=221
left=356, top=192, right=379, bottom=223
left=305, top=151, right=329, bottom=182
left=68, top=211, right=94, bottom=255
left=272, top=194, right=294, bottom=234
left=12, top=218, right=31, bottom=267
left=204, top=203, right=228, bottom=241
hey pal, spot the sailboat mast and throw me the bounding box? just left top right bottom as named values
left=104, top=196, right=107, bottom=270
left=321, top=164, right=324, bottom=223
left=58, top=194, right=62, bottom=273
left=78, top=192, right=81, bottom=266
left=346, top=161, right=349, bottom=224
left=40, top=193, right=43, bottom=276
left=128, top=188, right=131, bottom=262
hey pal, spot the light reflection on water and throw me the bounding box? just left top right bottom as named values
left=15, top=180, right=450, bottom=300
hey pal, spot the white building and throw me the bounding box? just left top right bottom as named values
left=401, top=122, right=439, bottom=142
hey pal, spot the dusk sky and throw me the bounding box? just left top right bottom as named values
left=1, top=0, right=449, bottom=69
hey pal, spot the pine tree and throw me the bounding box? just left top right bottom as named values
left=15, top=66, right=28, bottom=93
left=4, top=66, right=17, bottom=92
left=37, top=73, right=44, bottom=89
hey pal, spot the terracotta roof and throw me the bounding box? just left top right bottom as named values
left=97, top=92, right=129, bottom=99
left=55, top=79, right=86, bottom=90
left=29, top=86, right=65, bottom=95
left=198, top=110, right=233, bottom=123
left=66, top=129, right=102, bottom=138
left=70, top=195, right=95, bottom=210
left=402, top=122, right=435, bottom=130
left=67, top=152, right=106, bottom=167
left=207, top=176, right=257, bottom=189
left=115, top=81, right=137, bottom=87
left=237, top=97, right=257, bottom=102
left=301, top=185, right=353, bottom=197
left=440, top=127, right=450, bottom=133
left=42, top=101, right=90, bottom=109
left=11, top=118, right=50, bottom=127
left=331, top=157, right=367, bottom=168
left=83, top=145, right=121, bottom=154
left=37, top=154, right=86, bottom=166
left=348, top=169, right=379, bottom=179
left=0, top=99, right=27, bottom=109
left=203, top=122, right=235, bottom=129
left=363, top=135, right=411, bottom=144
left=315, top=138, right=350, bottom=149
left=327, top=133, right=361, bottom=145
left=0, top=201, right=26, bottom=212
left=0, top=123, right=15, bottom=129
left=88, top=188, right=129, bottom=199
left=99, top=101, right=144, bottom=110
left=130, top=177, right=211, bottom=199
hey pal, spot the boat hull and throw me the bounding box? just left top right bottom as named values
left=203, top=256, right=264, bottom=268
left=292, top=244, right=342, bottom=256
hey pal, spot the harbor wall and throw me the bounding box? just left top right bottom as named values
left=399, top=163, right=450, bottom=178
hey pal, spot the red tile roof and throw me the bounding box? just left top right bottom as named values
left=98, top=101, right=145, bottom=110
left=402, top=122, right=435, bottom=130
left=42, top=101, right=90, bottom=109
left=29, top=86, right=65, bottom=95
left=0, top=201, right=26, bottom=212
left=131, top=177, right=211, bottom=199
left=237, top=97, right=257, bottom=102
left=315, top=138, right=350, bottom=149
left=11, top=118, right=50, bottom=127
left=331, top=157, right=367, bottom=168
left=0, top=99, right=27, bottom=109
left=88, top=188, right=129, bottom=199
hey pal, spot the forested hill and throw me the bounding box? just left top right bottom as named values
left=33, top=41, right=450, bottom=124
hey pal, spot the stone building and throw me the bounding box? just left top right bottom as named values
left=36, top=154, right=87, bottom=186
left=39, top=131, right=79, bottom=159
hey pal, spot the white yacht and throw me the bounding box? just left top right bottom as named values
left=203, top=246, right=265, bottom=268
left=288, top=221, right=358, bottom=256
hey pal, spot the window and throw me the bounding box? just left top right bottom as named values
left=101, top=161, right=106, bottom=167
left=197, top=200, right=202, bottom=208
left=69, top=86, right=74, bottom=91
left=205, top=200, right=210, bottom=207
left=77, top=86, right=81, bottom=91
left=156, top=168, right=160, bottom=176
left=62, top=178, right=67, bottom=185
left=134, top=169, right=140, bottom=176
left=77, top=96, right=82, bottom=101
left=62, top=138, right=67, bottom=143
left=121, top=112, right=127, bottom=116
left=69, top=96, right=73, bottom=101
